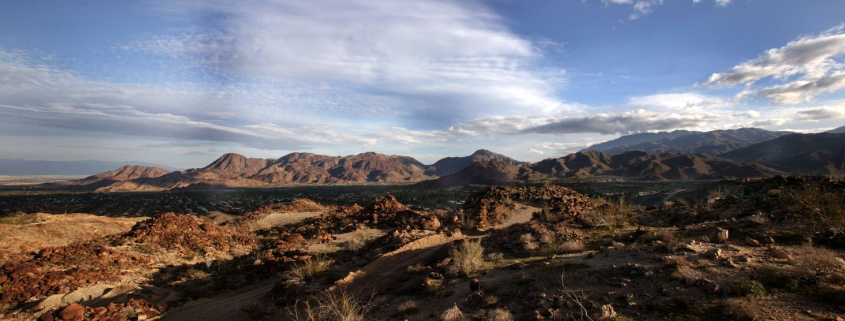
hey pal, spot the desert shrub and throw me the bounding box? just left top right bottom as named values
left=592, top=196, right=633, bottom=226
left=782, top=182, right=845, bottom=238
left=722, top=298, right=767, bottom=321
left=449, top=239, right=485, bottom=277
left=344, top=233, right=367, bottom=251
left=727, top=280, right=766, bottom=297
left=458, top=211, right=478, bottom=230
left=557, top=241, right=585, bottom=253
left=422, top=278, right=443, bottom=294
left=396, top=300, right=419, bottom=315
left=288, top=290, right=371, bottom=321
left=520, top=233, right=539, bottom=251
left=290, top=255, right=334, bottom=280
left=828, top=162, right=845, bottom=182
left=0, top=212, right=40, bottom=225
left=240, top=299, right=271, bottom=320
left=441, top=304, right=467, bottom=321
left=791, top=244, right=845, bottom=285
left=185, top=268, right=210, bottom=280
left=481, top=308, right=514, bottom=321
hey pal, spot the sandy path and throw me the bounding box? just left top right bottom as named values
left=160, top=277, right=281, bottom=321
left=255, top=211, right=323, bottom=228
left=498, top=204, right=539, bottom=228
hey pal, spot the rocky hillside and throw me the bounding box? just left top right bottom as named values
left=425, top=149, right=527, bottom=176
left=595, top=128, right=793, bottom=156
left=721, top=133, right=845, bottom=174
left=418, top=150, right=782, bottom=187
left=582, top=130, right=695, bottom=152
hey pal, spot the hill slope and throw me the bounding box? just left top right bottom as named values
left=582, top=130, right=695, bottom=152
left=600, top=128, right=793, bottom=156
left=721, top=133, right=845, bottom=174
left=425, top=149, right=526, bottom=176
left=0, top=159, right=178, bottom=176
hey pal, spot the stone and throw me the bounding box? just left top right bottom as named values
left=422, top=217, right=441, bottom=230
left=704, top=248, right=725, bottom=260
left=744, top=237, right=762, bottom=247
left=707, top=227, right=729, bottom=243
left=704, top=283, right=721, bottom=294
left=470, top=278, right=480, bottom=292
left=59, top=304, right=85, bottom=321
left=769, top=247, right=791, bottom=260
left=597, top=304, right=617, bottom=320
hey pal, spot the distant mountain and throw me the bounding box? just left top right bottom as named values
left=68, top=152, right=437, bottom=192
left=721, top=133, right=845, bottom=174
left=54, top=165, right=171, bottom=189
left=582, top=130, right=695, bottom=152
left=425, top=149, right=526, bottom=176
left=417, top=150, right=782, bottom=188
left=0, top=159, right=179, bottom=176
left=827, top=126, right=845, bottom=134
left=583, top=128, right=792, bottom=156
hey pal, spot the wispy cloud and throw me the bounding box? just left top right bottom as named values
left=702, top=24, right=845, bottom=104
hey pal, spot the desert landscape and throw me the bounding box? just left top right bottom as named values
left=3, top=1, right=845, bottom=320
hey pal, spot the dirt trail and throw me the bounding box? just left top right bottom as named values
left=160, top=277, right=280, bottom=321
left=255, top=211, right=323, bottom=228
left=498, top=204, right=539, bottom=228
left=334, top=232, right=464, bottom=294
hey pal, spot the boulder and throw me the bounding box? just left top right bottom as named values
left=59, top=304, right=84, bottom=321
left=707, top=228, right=729, bottom=243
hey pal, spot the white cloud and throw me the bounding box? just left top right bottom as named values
left=528, top=148, right=545, bottom=155
left=702, top=24, right=845, bottom=104
left=715, top=0, right=732, bottom=7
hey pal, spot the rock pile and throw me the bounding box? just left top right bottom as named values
left=120, top=213, right=256, bottom=255
left=0, top=243, right=146, bottom=308
left=462, top=185, right=594, bottom=227
left=39, top=299, right=167, bottom=321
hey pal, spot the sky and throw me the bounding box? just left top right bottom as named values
left=1, top=0, right=845, bottom=169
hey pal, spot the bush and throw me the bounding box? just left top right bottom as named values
left=0, top=212, right=40, bottom=225
left=727, top=280, right=766, bottom=297
left=290, top=255, right=334, bottom=280
left=782, top=182, right=845, bottom=238
left=344, top=233, right=367, bottom=251
left=288, top=290, right=371, bottom=321
left=592, top=196, right=633, bottom=226
left=481, top=308, right=514, bottom=321
left=827, top=162, right=845, bottom=182
left=520, top=233, right=539, bottom=251
left=240, top=299, right=271, bottom=320
left=441, top=304, right=467, bottom=321
left=396, top=300, right=419, bottom=315
left=791, top=244, right=845, bottom=285
left=449, top=240, right=485, bottom=277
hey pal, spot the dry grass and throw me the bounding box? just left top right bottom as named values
left=782, top=182, right=845, bottom=238
left=344, top=233, right=367, bottom=251
left=0, top=212, right=41, bottom=225
left=457, top=211, right=478, bottom=230
left=592, top=196, right=633, bottom=227
left=287, top=290, right=371, bottom=321
left=449, top=239, right=485, bottom=277
left=520, top=233, right=539, bottom=251
left=240, top=299, right=271, bottom=320
left=396, top=300, right=419, bottom=315
left=791, top=244, right=845, bottom=285
left=827, top=162, right=845, bottom=182
left=441, top=304, right=467, bottom=321
left=722, top=298, right=767, bottom=321
left=481, top=308, right=514, bottom=321
left=289, top=255, right=334, bottom=280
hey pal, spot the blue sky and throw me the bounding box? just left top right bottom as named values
left=2, top=0, right=845, bottom=168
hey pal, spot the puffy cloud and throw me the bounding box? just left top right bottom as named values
left=796, top=106, right=845, bottom=121
left=702, top=24, right=845, bottom=104
left=528, top=148, right=545, bottom=155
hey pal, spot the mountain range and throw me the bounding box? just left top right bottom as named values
left=582, top=128, right=793, bottom=156
left=0, top=159, right=180, bottom=176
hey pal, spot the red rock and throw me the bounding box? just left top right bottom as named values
left=59, top=304, right=85, bottom=321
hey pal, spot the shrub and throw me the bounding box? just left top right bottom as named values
left=791, top=244, right=845, bottom=285
left=289, top=255, right=334, bottom=280
left=728, top=280, right=766, bottom=297
left=449, top=239, right=485, bottom=277
left=482, top=308, right=514, bottom=321
left=592, top=196, right=633, bottom=226
left=520, top=233, right=539, bottom=251
left=240, top=299, right=271, bottom=320
left=344, top=233, right=367, bottom=251
left=288, top=290, right=371, bottom=321
left=782, top=182, right=845, bottom=238
left=827, top=162, right=845, bottom=182
left=396, top=300, right=419, bottom=315
left=0, top=212, right=40, bottom=225
left=441, top=304, right=467, bottom=321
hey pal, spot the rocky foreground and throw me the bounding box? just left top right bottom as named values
left=0, top=176, right=843, bottom=320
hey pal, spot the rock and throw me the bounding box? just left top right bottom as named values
left=703, top=248, right=725, bottom=260
left=744, top=237, right=762, bottom=247
left=707, top=227, right=729, bottom=243
left=422, top=217, right=441, bottom=231
left=769, top=247, right=791, bottom=260
left=704, top=283, right=721, bottom=294
left=59, top=304, right=85, bottom=321
left=470, top=278, right=480, bottom=292
left=597, top=304, right=617, bottom=320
